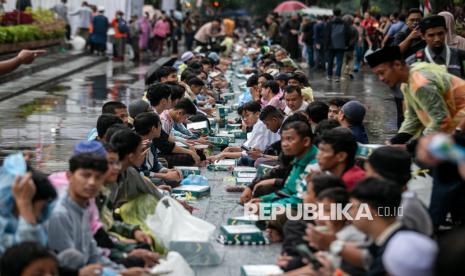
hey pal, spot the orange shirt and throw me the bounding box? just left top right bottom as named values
left=112, top=18, right=128, bottom=39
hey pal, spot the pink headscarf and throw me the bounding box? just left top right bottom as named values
left=438, top=11, right=465, bottom=51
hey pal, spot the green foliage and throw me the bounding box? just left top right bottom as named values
left=0, top=8, right=65, bottom=43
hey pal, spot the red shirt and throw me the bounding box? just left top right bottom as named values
left=361, top=18, right=377, bottom=36
left=342, top=165, right=366, bottom=191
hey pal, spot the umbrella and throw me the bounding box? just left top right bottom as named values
left=273, top=1, right=308, bottom=13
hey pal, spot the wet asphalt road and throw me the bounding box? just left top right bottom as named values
left=0, top=60, right=397, bottom=172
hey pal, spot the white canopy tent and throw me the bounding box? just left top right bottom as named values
left=3, top=0, right=144, bottom=35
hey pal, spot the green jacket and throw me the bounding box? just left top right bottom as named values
left=260, top=145, right=318, bottom=208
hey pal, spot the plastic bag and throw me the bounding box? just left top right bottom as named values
left=180, top=174, right=209, bottom=186
left=0, top=153, right=27, bottom=215
left=150, top=251, right=194, bottom=276
left=145, top=196, right=215, bottom=248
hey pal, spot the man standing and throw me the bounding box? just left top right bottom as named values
left=392, top=8, right=425, bottom=60
left=367, top=46, right=465, bottom=144
left=282, top=13, right=301, bottom=60
left=69, top=1, right=93, bottom=43
left=111, top=11, right=128, bottom=61
left=194, top=18, right=224, bottom=47
left=313, top=16, right=327, bottom=71
left=301, top=16, right=315, bottom=71
left=326, top=8, right=350, bottom=82
left=52, top=0, right=70, bottom=40
left=409, top=15, right=465, bottom=78
left=90, top=6, right=109, bottom=56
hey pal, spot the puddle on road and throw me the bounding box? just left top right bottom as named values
left=16, top=96, right=61, bottom=118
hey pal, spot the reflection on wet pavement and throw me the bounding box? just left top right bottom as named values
left=0, top=62, right=144, bottom=171
left=0, top=62, right=396, bottom=172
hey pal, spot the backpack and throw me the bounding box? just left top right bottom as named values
left=117, top=19, right=129, bottom=34
left=330, top=21, right=347, bottom=50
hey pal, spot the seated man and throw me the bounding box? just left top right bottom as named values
left=338, top=100, right=369, bottom=144
left=284, top=85, right=309, bottom=116
left=249, top=105, right=286, bottom=167
left=208, top=101, right=281, bottom=165
left=287, top=72, right=314, bottom=102
left=249, top=121, right=318, bottom=212
left=316, top=127, right=366, bottom=190
left=134, top=112, right=182, bottom=186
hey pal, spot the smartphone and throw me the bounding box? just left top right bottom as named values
left=295, top=244, right=322, bottom=270
left=241, top=145, right=251, bottom=152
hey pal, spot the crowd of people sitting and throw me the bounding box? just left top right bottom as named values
left=2, top=5, right=465, bottom=276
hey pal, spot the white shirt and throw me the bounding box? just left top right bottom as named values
left=284, top=101, right=309, bottom=116
left=243, top=120, right=281, bottom=152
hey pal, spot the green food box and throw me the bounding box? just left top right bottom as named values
left=214, top=133, right=236, bottom=143
left=218, top=225, right=268, bottom=245
left=226, top=123, right=242, bottom=130
left=240, top=265, right=283, bottom=276
left=233, top=166, right=257, bottom=176
left=207, top=159, right=237, bottom=171
left=218, top=105, right=232, bottom=117
left=171, top=185, right=210, bottom=198
left=208, top=136, right=230, bottom=146
left=256, top=164, right=275, bottom=177
left=174, top=166, right=201, bottom=178
left=356, top=144, right=382, bottom=159
left=222, top=93, right=235, bottom=101
left=230, top=129, right=247, bottom=139
left=186, top=121, right=210, bottom=135
left=227, top=215, right=260, bottom=226
left=237, top=172, right=257, bottom=179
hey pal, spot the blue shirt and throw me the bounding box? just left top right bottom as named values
left=387, top=21, right=407, bottom=37
left=350, top=125, right=369, bottom=144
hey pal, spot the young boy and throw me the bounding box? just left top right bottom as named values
left=134, top=112, right=182, bottom=185
left=327, top=98, right=348, bottom=120
left=146, top=84, right=201, bottom=167
left=45, top=153, right=112, bottom=266
left=208, top=101, right=280, bottom=163
left=87, top=101, right=128, bottom=140
left=45, top=153, right=146, bottom=274
left=109, top=129, right=165, bottom=207
left=160, top=98, right=197, bottom=140
left=316, top=127, right=366, bottom=190
left=93, top=114, right=123, bottom=142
